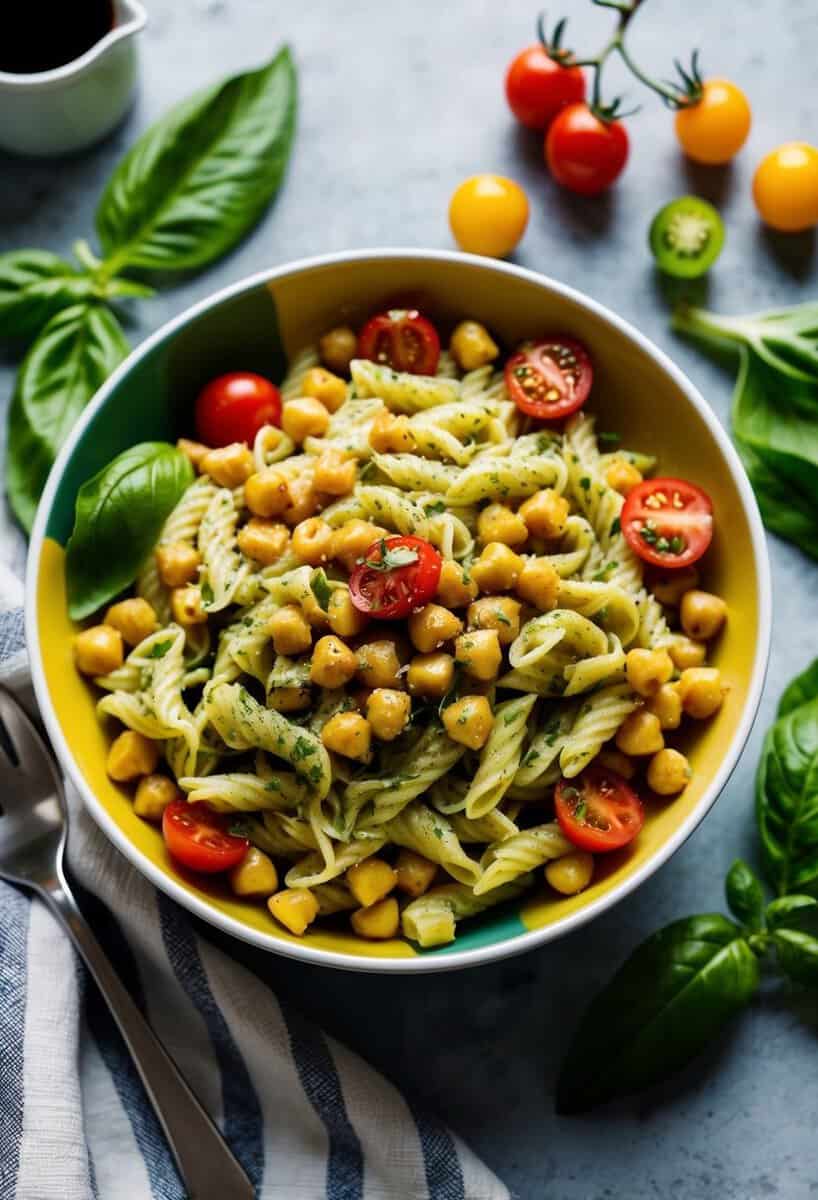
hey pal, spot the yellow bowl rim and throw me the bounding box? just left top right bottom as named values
left=25, top=248, right=772, bottom=974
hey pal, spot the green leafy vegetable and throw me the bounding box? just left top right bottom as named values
left=364, top=540, right=419, bottom=572
left=96, top=48, right=297, bottom=276
left=6, top=305, right=130, bottom=533
left=778, top=657, right=818, bottom=718
left=765, top=899, right=818, bottom=985
left=310, top=569, right=333, bottom=612
left=556, top=915, right=759, bottom=1113
left=756, top=693, right=818, bottom=897
left=725, top=859, right=765, bottom=930
left=0, top=251, right=96, bottom=342
left=65, top=442, right=193, bottom=620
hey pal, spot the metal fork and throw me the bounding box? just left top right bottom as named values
left=0, top=688, right=254, bottom=1200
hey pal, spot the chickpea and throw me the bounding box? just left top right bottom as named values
left=268, top=888, right=319, bottom=936
left=267, top=604, right=312, bottom=656
left=245, top=469, right=290, bottom=518
left=237, top=519, right=290, bottom=565
left=516, top=558, right=560, bottom=612
left=605, top=458, right=643, bottom=496
left=331, top=520, right=388, bottom=573
left=596, top=748, right=637, bottom=780
left=156, top=543, right=201, bottom=588
left=368, top=410, right=415, bottom=454
left=351, top=897, right=400, bottom=940
left=436, top=560, right=478, bottom=608
left=625, top=647, right=674, bottom=698
left=677, top=667, right=725, bottom=720
left=133, top=774, right=179, bottom=821
left=518, top=489, right=570, bottom=540
left=442, top=695, right=494, bottom=750
left=454, top=629, right=501, bottom=681
left=471, top=543, right=524, bottom=594
left=546, top=852, right=594, bottom=896
left=647, top=748, right=691, bottom=796
left=319, top=325, right=358, bottom=376
left=408, top=604, right=463, bottom=653
left=650, top=566, right=699, bottom=607
left=282, top=397, right=330, bottom=443
left=327, top=589, right=368, bottom=637
left=321, top=711, right=372, bottom=760
left=366, top=689, right=412, bottom=741
left=395, top=849, right=438, bottom=897
left=680, top=590, right=727, bottom=641
left=301, top=366, right=347, bottom=412
left=291, top=517, right=334, bottom=566
left=407, top=652, right=455, bottom=698
left=668, top=636, right=707, bottom=671
left=268, top=686, right=312, bottom=712
left=171, top=586, right=207, bottom=626
left=467, top=595, right=521, bottom=646
left=616, top=710, right=664, bottom=756
left=201, top=443, right=255, bottom=488
left=282, top=476, right=320, bottom=526
left=74, top=625, right=124, bottom=676
left=107, top=731, right=159, bottom=782
left=229, top=846, right=278, bottom=897
left=313, top=448, right=357, bottom=496
left=176, top=438, right=210, bottom=472
left=356, top=639, right=403, bottom=689
left=646, top=682, right=683, bottom=731
left=476, top=503, right=528, bottom=548
left=449, top=320, right=500, bottom=371
left=104, top=598, right=158, bottom=647
left=310, top=635, right=358, bottom=688
left=347, top=857, right=397, bottom=906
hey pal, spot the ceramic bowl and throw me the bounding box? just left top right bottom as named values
left=26, top=250, right=771, bottom=972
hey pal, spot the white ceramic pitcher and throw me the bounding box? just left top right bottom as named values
left=0, top=0, right=147, bottom=157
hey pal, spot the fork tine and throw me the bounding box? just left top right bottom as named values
left=0, top=689, right=63, bottom=806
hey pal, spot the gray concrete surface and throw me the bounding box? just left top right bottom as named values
left=2, top=1, right=817, bottom=1196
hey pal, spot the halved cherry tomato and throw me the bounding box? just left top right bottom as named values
left=555, top=767, right=644, bottom=853
left=621, top=478, right=713, bottom=569
left=162, top=800, right=249, bottom=874
left=349, top=535, right=442, bottom=620
left=505, top=45, right=586, bottom=131
left=505, top=336, right=592, bottom=420
left=545, top=103, right=629, bottom=196
left=195, top=372, right=281, bottom=447
left=358, top=310, right=440, bottom=375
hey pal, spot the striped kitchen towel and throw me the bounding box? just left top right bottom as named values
left=0, top=579, right=508, bottom=1200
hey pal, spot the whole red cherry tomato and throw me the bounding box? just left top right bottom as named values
left=195, top=372, right=281, bottom=447
left=505, top=45, right=586, bottom=131
left=545, top=103, right=629, bottom=196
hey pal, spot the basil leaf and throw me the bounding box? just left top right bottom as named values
left=767, top=899, right=818, bottom=984
left=310, top=569, right=332, bottom=612
left=778, top=658, right=818, bottom=718
left=66, top=442, right=193, bottom=619
left=756, top=696, right=818, bottom=896
left=96, top=48, right=296, bottom=275
left=766, top=894, right=818, bottom=928
left=725, top=859, right=765, bottom=930
left=556, top=914, right=759, bottom=1113
left=6, top=305, right=130, bottom=533
left=0, top=250, right=96, bottom=343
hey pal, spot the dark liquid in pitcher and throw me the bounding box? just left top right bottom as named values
left=0, top=0, right=114, bottom=73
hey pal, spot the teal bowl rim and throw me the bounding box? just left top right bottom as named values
left=25, top=248, right=772, bottom=974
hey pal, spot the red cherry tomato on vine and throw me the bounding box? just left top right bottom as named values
left=358, top=310, right=440, bottom=375
left=349, top=535, right=442, bottom=620
left=545, top=103, right=629, bottom=196
left=621, top=478, right=714, bottom=569
left=162, top=800, right=249, bottom=874
left=195, top=372, right=281, bottom=447
left=505, top=336, right=593, bottom=420
left=505, top=45, right=586, bottom=131
left=555, top=767, right=644, bottom=853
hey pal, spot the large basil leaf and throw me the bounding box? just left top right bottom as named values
left=725, top=859, right=765, bottom=930
left=779, top=658, right=818, bottom=718
left=95, top=48, right=296, bottom=274
left=756, top=696, right=818, bottom=896
left=0, top=250, right=96, bottom=343
left=66, top=443, right=193, bottom=620
left=556, top=915, right=759, bottom=1113
left=6, top=305, right=130, bottom=534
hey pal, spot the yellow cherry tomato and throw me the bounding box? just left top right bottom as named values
left=674, top=79, right=751, bottom=165
left=753, top=143, right=818, bottom=232
left=449, top=174, right=529, bottom=258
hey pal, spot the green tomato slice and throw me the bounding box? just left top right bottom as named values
left=649, top=196, right=725, bottom=279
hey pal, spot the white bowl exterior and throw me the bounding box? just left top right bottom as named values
left=26, top=250, right=773, bottom=973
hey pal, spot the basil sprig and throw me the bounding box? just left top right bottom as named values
left=3, top=49, right=296, bottom=533
left=557, top=658, right=818, bottom=1113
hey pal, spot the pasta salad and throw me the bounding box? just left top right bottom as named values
left=72, top=309, right=728, bottom=949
